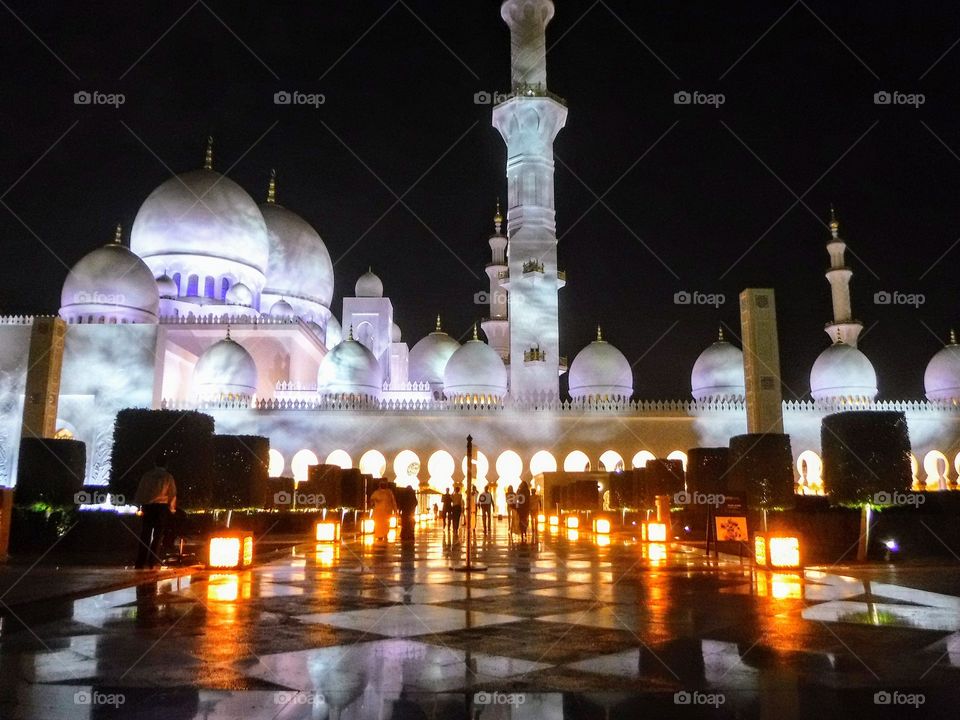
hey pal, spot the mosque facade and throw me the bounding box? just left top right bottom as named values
left=2, top=0, right=960, bottom=502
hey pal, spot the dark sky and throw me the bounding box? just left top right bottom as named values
left=3, top=1, right=960, bottom=400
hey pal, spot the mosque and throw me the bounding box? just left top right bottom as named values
left=2, top=0, right=960, bottom=505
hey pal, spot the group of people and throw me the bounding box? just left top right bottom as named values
left=437, top=481, right=541, bottom=544
left=369, top=480, right=418, bottom=542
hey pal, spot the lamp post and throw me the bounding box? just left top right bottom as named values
left=454, top=435, right=487, bottom=572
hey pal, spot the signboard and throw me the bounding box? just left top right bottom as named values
left=714, top=516, right=748, bottom=542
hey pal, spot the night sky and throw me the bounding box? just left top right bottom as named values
left=3, top=1, right=960, bottom=401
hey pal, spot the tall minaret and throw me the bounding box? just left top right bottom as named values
left=823, top=208, right=863, bottom=347
left=492, top=0, right=567, bottom=397
left=481, top=201, right=510, bottom=361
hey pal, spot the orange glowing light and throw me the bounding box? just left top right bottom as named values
left=389, top=515, right=398, bottom=529
left=361, top=518, right=375, bottom=534
left=644, top=522, right=667, bottom=543
left=549, top=515, right=559, bottom=528
left=207, top=531, right=254, bottom=569
left=593, top=518, right=611, bottom=535
left=537, top=513, right=546, bottom=524
left=754, top=533, right=801, bottom=569
left=315, top=521, right=341, bottom=543
left=566, top=529, right=580, bottom=542
left=565, top=516, right=580, bottom=529
left=596, top=534, right=611, bottom=547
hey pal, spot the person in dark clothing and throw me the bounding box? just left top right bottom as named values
left=478, top=483, right=494, bottom=535
left=515, top=479, right=531, bottom=544
left=449, top=486, right=464, bottom=543
left=397, top=485, right=418, bottom=541
left=133, top=456, right=177, bottom=569
left=441, top=489, right=452, bottom=531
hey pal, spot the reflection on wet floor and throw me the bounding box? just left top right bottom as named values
left=2, top=520, right=960, bottom=718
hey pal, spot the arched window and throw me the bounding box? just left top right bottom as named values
left=186, top=274, right=199, bottom=296
left=220, top=277, right=231, bottom=299
left=204, top=276, right=215, bottom=298
left=172, top=272, right=182, bottom=294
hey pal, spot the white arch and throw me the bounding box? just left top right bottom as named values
left=529, top=450, right=557, bottom=477
left=496, top=450, right=523, bottom=484
left=667, top=450, right=688, bottom=472
left=325, top=449, right=352, bottom=470
left=564, top=450, right=591, bottom=472
left=291, top=449, right=318, bottom=483
left=268, top=449, right=285, bottom=478
left=428, top=450, right=456, bottom=488
left=358, top=449, right=387, bottom=478
left=393, top=450, right=421, bottom=486
left=796, top=450, right=823, bottom=495
left=461, top=450, right=490, bottom=485
left=632, top=450, right=656, bottom=469
left=924, top=450, right=950, bottom=491
left=911, top=453, right=920, bottom=489
left=599, top=450, right=624, bottom=472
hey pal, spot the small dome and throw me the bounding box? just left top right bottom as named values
left=225, top=282, right=253, bottom=306
left=691, top=331, right=745, bottom=402
left=60, top=230, right=160, bottom=323
left=925, top=332, right=960, bottom=402
left=568, top=330, right=633, bottom=400
left=391, top=322, right=402, bottom=343
left=317, top=337, right=382, bottom=398
left=306, top=320, right=324, bottom=338
left=155, top=273, right=177, bottom=298
left=270, top=298, right=295, bottom=319
left=810, top=340, right=878, bottom=401
left=443, top=335, right=507, bottom=399
left=260, top=200, right=334, bottom=309
left=409, top=321, right=460, bottom=386
left=355, top=268, right=383, bottom=298
left=193, top=332, right=258, bottom=400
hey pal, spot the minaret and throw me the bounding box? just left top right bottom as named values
left=823, top=207, right=863, bottom=347
left=481, top=201, right=510, bottom=361
left=492, top=0, right=567, bottom=397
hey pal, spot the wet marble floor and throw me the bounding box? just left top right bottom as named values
left=2, top=519, right=960, bottom=718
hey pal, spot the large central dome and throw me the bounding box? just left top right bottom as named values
left=810, top=340, right=878, bottom=401
left=691, top=331, right=745, bottom=402
left=132, top=169, right=269, bottom=272
left=409, top=319, right=461, bottom=389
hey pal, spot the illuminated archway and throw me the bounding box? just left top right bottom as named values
left=461, top=450, right=490, bottom=487
left=632, top=450, right=655, bottom=469
left=667, top=450, right=688, bottom=472
left=325, top=449, right=352, bottom=470
left=912, top=453, right=921, bottom=490
left=393, top=450, right=421, bottom=486
left=924, top=450, right=950, bottom=491
left=598, top=450, right=624, bottom=472
left=358, top=449, right=387, bottom=478
left=795, top=450, right=823, bottom=495
left=496, top=450, right=523, bottom=484
left=291, top=449, right=318, bottom=483
left=564, top=450, right=591, bottom=472
left=529, top=450, right=557, bottom=477
left=428, top=450, right=456, bottom=489
left=268, top=449, right=285, bottom=478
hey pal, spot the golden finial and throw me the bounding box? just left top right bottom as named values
left=266, top=168, right=276, bottom=204
left=113, top=223, right=122, bottom=244
left=718, top=326, right=724, bottom=342
left=472, top=324, right=479, bottom=341
left=835, top=328, right=843, bottom=344
left=950, top=329, right=957, bottom=346
left=828, top=205, right=839, bottom=238
left=203, top=136, right=214, bottom=170
left=596, top=325, right=603, bottom=342
left=348, top=324, right=354, bottom=341
left=225, top=325, right=231, bottom=341
left=494, top=198, right=503, bottom=234
left=435, top=314, right=442, bottom=332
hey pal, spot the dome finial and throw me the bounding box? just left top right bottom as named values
left=266, top=168, right=276, bottom=204
left=494, top=198, right=503, bottom=235
left=950, top=329, right=957, bottom=346
left=113, top=223, right=123, bottom=245
left=435, top=314, right=442, bottom=332
left=472, top=323, right=479, bottom=341
left=348, top=324, right=354, bottom=341
left=596, top=325, right=603, bottom=342
left=835, top=328, right=844, bottom=344
left=203, top=136, right=214, bottom=170
left=225, top=325, right=231, bottom=341
left=718, top=326, right=724, bottom=342
left=828, top=205, right=839, bottom=239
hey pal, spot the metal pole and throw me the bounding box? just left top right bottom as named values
left=466, top=435, right=472, bottom=568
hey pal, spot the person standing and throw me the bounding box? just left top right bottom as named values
left=505, top=484, right=517, bottom=543
left=397, top=485, right=418, bottom=542
left=449, top=485, right=464, bottom=544
left=478, top=483, right=494, bottom=535
left=370, top=480, right=398, bottom=541
left=441, top=489, right=452, bottom=533
left=529, top=486, right=541, bottom=542
left=516, top=479, right=531, bottom=544
left=134, top=456, right=177, bottom=569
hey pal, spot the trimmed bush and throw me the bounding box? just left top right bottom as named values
left=686, top=447, right=729, bottom=494
left=821, top=411, right=911, bottom=505
left=727, top=434, right=794, bottom=509
left=213, top=435, right=269, bottom=508
left=15, top=438, right=86, bottom=507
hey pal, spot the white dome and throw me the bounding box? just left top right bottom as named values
left=260, top=201, right=334, bottom=309
left=443, top=338, right=507, bottom=399
left=193, top=333, right=258, bottom=400
left=155, top=273, right=177, bottom=298
left=270, top=298, right=295, bottom=319
left=925, top=334, right=960, bottom=402
left=225, top=282, right=253, bottom=306
left=317, top=338, right=382, bottom=398
left=568, top=333, right=633, bottom=400
left=409, top=326, right=460, bottom=386
left=391, top=322, right=402, bottom=343
left=355, top=268, right=383, bottom=298
left=131, top=167, right=269, bottom=281
left=810, top=341, right=878, bottom=401
left=60, top=236, right=159, bottom=324
left=306, top=320, right=324, bottom=338
left=691, top=333, right=745, bottom=402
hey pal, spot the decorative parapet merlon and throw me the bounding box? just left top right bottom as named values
left=523, top=346, right=546, bottom=363
left=496, top=82, right=567, bottom=106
